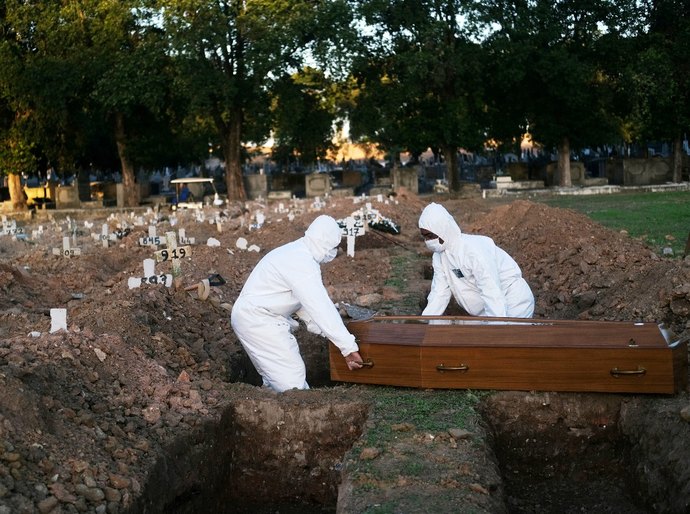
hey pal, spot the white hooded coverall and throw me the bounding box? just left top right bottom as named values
left=419, top=203, right=535, bottom=318
left=231, top=215, right=358, bottom=392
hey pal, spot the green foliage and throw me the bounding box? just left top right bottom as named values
left=0, top=0, right=188, bottom=176
left=349, top=0, right=488, bottom=162
left=0, top=122, right=36, bottom=176
left=536, top=191, right=690, bottom=257
left=0, top=0, right=688, bottom=185
left=383, top=252, right=425, bottom=313
left=479, top=0, right=630, bottom=151
left=271, top=68, right=338, bottom=166
left=363, top=388, right=485, bottom=446
left=619, top=1, right=690, bottom=143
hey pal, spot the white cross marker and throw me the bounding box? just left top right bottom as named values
left=344, top=216, right=365, bottom=258
left=139, top=225, right=161, bottom=247
left=92, top=223, right=114, bottom=248
left=178, top=228, right=195, bottom=245
left=154, top=231, right=191, bottom=288
left=52, top=236, right=82, bottom=257
left=1, top=218, right=25, bottom=238
left=127, top=258, right=172, bottom=289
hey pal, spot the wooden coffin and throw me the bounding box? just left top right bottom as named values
left=329, top=316, right=688, bottom=394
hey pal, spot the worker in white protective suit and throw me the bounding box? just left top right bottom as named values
left=418, top=203, right=534, bottom=318
left=231, top=215, right=364, bottom=392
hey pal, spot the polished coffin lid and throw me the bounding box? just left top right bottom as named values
left=329, top=316, right=688, bottom=394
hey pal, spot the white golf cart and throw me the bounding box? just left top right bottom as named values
left=170, top=177, right=224, bottom=209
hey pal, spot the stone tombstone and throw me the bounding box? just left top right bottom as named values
left=270, top=173, right=305, bottom=196
left=607, top=158, right=672, bottom=186
left=77, top=173, right=91, bottom=201
left=244, top=174, right=268, bottom=200
left=505, top=162, right=529, bottom=181
left=341, top=170, right=363, bottom=188
left=393, top=165, right=419, bottom=194
left=102, top=183, right=118, bottom=206
left=545, top=161, right=585, bottom=186
left=305, top=172, right=332, bottom=198
left=55, top=185, right=81, bottom=209
left=116, top=183, right=126, bottom=207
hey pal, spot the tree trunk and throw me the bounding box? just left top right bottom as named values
left=442, top=145, right=459, bottom=192
left=223, top=113, right=246, bottom=201
left=557, top=137, right=572, bottom=187
left=114, top=111, right=139, bottom=207
left=672, top=136, right=682, bottom=183
left=8, top=173, right=27, bottom=211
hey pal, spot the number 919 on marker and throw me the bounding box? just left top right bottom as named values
left=154, top=246, right=192, bottom=262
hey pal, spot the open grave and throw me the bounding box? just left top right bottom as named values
left=1, top=193, right=689, bottom=513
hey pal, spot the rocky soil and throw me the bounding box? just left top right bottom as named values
left=1, top=190, right=689, bottom=513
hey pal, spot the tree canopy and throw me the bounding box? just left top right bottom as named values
left=0, top=0, right=688, bottom=207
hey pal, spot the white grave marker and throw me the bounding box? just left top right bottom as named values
left=127, top=258, right=172, bottom=289
left=344, top=216, right=365, bottom=257
left=139, top=226, right=162, bottom=247
left=154, top=231, right=191, bottom=287
left=250, top=211, right=265, bottom=230
left=52, top=236, right=82, bottom=257
left=31, top=225, right=44, bottom=240
left=91, top=223, right=115, bottom=248
left=178, top=228, right=195, bottom=245
left=50, top=308, right=67, bottom=333
left=2, top=217, right=24, bottom=237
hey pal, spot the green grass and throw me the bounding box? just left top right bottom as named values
left=384, top=253, right=420, bottom=290
left=382, top=251, right=426, bottom=313
left=534, top=191, right=690, bottom=257
left=363, top=388, right=486, bottom=447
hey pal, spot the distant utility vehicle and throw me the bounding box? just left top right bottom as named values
left=170, top=177, right=224, bottom=209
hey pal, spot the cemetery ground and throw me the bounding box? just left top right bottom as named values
left=1, top=190, right=690, bottom=513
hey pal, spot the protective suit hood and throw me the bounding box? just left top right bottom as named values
left=418, top=203, right=462, bottom=245
left=303, top=215, right=342, bottom=263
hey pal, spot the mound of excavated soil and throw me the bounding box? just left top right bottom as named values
left=1, top=194, right=689, bottom=513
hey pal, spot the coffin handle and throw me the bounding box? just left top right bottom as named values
left=360, top=359, right=374, bottom=368
left=436, top=364, right=469, bottom=373
left=610, top=366, right=646, bottom=377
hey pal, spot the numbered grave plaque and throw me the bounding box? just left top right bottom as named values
left=178, top=228, right=196, bottom=245
left=91, top=223, right=115, bottom=248
left=1, top=217, right=24, bottom=237
left=344, top=216, right=365, bottom=257
left=127, top=258, right=172, bottom=289
left=52, top=236, right=82, bottom=257
left=139, top=226, right=162, bottom=247
left=154, top=245, right=191, bottom=263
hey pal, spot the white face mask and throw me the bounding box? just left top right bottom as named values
left=321, top=247, right=338, bottom=263
left=425, top=238, right=446, bottom=253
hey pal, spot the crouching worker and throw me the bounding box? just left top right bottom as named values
left=231, top=215, right=364, bottom=392
left=419, top=202, right=534, bottom=318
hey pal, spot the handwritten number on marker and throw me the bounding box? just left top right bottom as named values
left=140, top=274, right=167, bottom=285
left=159, top=248, right=186, bottom=262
